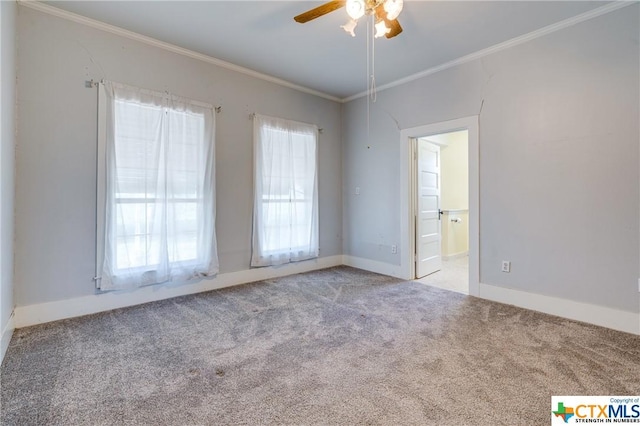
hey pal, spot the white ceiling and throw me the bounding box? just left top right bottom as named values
left=41, top=1, right=611, bottom=100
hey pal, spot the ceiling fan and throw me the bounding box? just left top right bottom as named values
left=294, top=0, right=404, bottom=39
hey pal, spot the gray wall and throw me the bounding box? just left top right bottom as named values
left=13, top=4, right=640, bottom=316
left=15, top=6, right=342, bottom=307
left=343, top=6, right=640, bottom=313
left=1, top=0, right=16, bottom=334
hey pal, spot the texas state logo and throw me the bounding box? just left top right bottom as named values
left=552, top=396, right=640, bottom=424
left=553, top=401, right=575, bottom=423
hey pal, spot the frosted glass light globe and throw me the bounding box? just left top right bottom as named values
left=374, top=20, right=391, bottom=38
left=384, top=0, right=403, bottom=20
left=341, top=19, right=358, bottom=37
left=346, top=0, right=366, bottom=20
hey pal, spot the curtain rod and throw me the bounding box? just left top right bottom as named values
left=249, top=113, right=323, bottom=133
left=85, top=79, right=222, bottom=113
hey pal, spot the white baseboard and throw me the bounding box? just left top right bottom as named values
left=1, top=311, right=15, bottom=365
left=12, top=256, right=639, bottom=337
left=342, top=255, right=405, bottom=279
left=479, top=283, right=640, bottom=335
left=14, top=255, right=343, bottom=328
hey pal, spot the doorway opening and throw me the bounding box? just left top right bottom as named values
left=399, top=116, right=479, bottom=297
left=414, top=130, right=469, bottom=294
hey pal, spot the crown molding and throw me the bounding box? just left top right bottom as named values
left=17, top=0, right=342, bottom=103
left=342, top=1, right=636, bottom=103
left=17, top=0, right=636, bottom=104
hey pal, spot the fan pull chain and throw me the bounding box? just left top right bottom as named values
left=369, top=62, right=377, bottom=103
left=366, top=16, right=371, bottom=142
left=370, top=14, right=377, bottom=103
left=366, top=14, right=379, bottom=146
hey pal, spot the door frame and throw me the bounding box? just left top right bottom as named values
left=399, top=116, right=479, bottom=296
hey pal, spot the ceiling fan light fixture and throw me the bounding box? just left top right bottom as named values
left=346, top=0, right=366, bottom=20
left=383, top=0, right=403, bottom=20
left=374, top=19, right=391, bottom=38
left=341, top=19, right=358, bottom=37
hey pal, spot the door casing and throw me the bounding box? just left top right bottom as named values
left=400, top=116, right=479, bottom=296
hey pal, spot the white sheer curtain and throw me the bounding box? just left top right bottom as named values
left=100, top=81, right=218, bottom=290
left=251, top=114, right=319, bottom=267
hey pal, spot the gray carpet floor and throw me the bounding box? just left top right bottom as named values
left=1, top=266, right=639, bottom=425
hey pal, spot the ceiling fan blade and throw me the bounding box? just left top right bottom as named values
left=294, top=1, right=346, bottom=23
left=385, top=19, right=403, bottom=38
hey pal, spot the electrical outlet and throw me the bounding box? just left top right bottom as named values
left=391, top=245, right=397, bottom=254
left=355, top=187, right=360, bottom=195
left=501, top=261, right=511, bottom=273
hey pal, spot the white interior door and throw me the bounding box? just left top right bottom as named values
left=416, top=139, right=442, bottom=278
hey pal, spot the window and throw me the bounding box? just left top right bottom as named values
left=251, top=114, right=319, bottom=267
left=97, top=82, right=218, bottom=290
